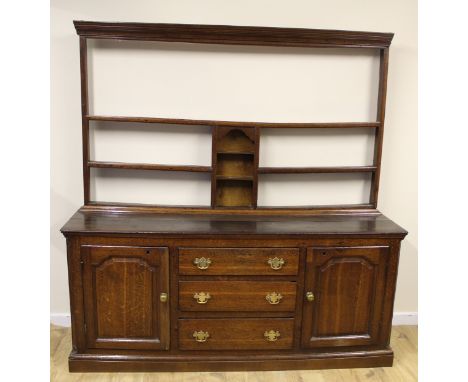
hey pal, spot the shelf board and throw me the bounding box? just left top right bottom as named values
left=214, top=205, right=254, bottom=210
left=217, top=151, right=255, bottom=156
left=88, top=161, right=212, bottom=173
left=258, top=166, right=377, bottom=174
left=86, top=115, right=380, bottom=129
left=82, top=201, right=378, bottom=215
left=216, top=175, right=254, bottom=181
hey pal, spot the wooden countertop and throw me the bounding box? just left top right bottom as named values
left=61, top=208, right=407, bottom=238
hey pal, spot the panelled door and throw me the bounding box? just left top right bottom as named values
left=302, top=246, right=389, bottom=348
left=81, top=245, right=170, bottom=350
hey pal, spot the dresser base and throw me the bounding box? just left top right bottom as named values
left=69, top=349, right=394, bottom=372
left=62, top=211, right=406, bottom=373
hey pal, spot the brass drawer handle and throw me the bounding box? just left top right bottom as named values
left=306, top=291, right=315, bottom=302
left=160, top=292, right=168, bottom=303
left=193, top=257, right=211, bottom=270
left=193, top=292, right=211, bottom=304
left=264, top=330, right=281, bottom=342
left=267, top=257, right=285, bottom=270
left=265, top=292, right=283, bottom=304
left=193, top=331, right=210, bottom=342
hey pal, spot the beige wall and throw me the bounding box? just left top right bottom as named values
left=51, top=0, right=417, bottom=316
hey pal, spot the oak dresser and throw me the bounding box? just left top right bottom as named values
left=61, top=21, right=407, bottom=372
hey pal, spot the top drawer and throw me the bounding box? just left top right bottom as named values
left=179, top=248, right=299, bottom=275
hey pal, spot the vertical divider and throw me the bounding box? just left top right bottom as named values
left=370, top=47, right=390, bottom=207
left=79, top=36, right=91, bottom=204
left=210, top=126, right=218, bottom=208
left=252, top=127, right=260, bottom=208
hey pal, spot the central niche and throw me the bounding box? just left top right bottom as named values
left=214, top=128, right=256, bottom=208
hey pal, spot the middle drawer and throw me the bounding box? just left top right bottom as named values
left=179, top=281, right=297, bottom=312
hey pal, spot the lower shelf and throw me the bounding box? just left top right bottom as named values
left=69, top=349, right=394, bottom=372
left=215, top=179, right=254, bottom=208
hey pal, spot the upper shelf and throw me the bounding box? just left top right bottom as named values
left=73, top=21, right=394, bottom=49
left=87, top=115, right=381, bottom=129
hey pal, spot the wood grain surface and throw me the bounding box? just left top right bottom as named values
left=51, top=324, right=417, bottom=381
left=178, top=247, right=299, bottom=276
left=178, top=281, right=297, bottom=312
left=73, top=21, right=394, bottom=48
left=61, top=210, right=407, bottom=237
left=178, top=318, right=294, bottom=350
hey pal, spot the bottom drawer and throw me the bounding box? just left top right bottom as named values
left=178, top=318, right=294, bottom=350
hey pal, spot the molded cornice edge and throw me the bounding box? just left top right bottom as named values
left=73, top=21, right=394, bottom=48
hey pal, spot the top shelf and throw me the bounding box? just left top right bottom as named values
left=74, top=21, right=394, bottom=49
left=87, top=115, right=380, bottom=129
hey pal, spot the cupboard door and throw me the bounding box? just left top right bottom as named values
left=82, top=245, right=170, bottom=350
left=302, top=246, right=388, bottom=348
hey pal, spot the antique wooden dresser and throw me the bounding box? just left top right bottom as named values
left=61, top=21, right=407, bottom=372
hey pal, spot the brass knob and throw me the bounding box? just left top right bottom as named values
left=193, top=330, right=210, bottom=342
left=264, top=330, right=281, bottom=342
left=267, top=257, right=285, bottom=270
left=160, top=293, right=168, bottom=303
left=193, top=292, right=211, bottom=304
left=306, top=292, right=315, bottom=302
left=193, top=257, right=211, bottom=270
left=265, top=292, right=283, bottom=305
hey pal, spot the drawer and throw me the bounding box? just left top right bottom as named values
left=178, top=318, right=294, bottom=350
left=179, top=247, right=299, bottom=275
left=179, top=281, right=297, bottom=312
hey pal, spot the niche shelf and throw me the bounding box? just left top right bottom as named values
left=216, top=153, right=254, bottom=180
left=212, top=127, right=258, bottom=208
left=215, top=179, right=254, bottom=208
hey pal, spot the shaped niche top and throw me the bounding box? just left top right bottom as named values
left=217, top=128, right=256, bottom=154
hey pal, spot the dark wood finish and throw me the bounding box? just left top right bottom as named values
left=178, top=318, right=294, bottom=350
left=87, top=115, right=380, bottom=129
left=214, top=127, right=257, bottom=208
left=83, top=201, right=378, bottom=215
left=65, top=238, right=86, bottom=352
left=62, top=219, right=406, bottom=372
left=88, top=161, right=211, bottom=173
left=216, top=127, right=255, bottom=153
left=370, top=48, right=390, bottom=207
left=62, top=21, right=406, bottom=373
left=216, top=154, right=254, bottom=178
left=302, top=246, right=388, bottom=348
left=81, top=245, right=170, bottom=350
left=210, top=126, right=218, bottom=208
left=215, top=179, right=253, bottom=208
left=74, top=21, right=394, bottom=48
left=179, top=281, right=297, bottom=312
left=61, top=209, right=407, bottom=237
left=69, top=352, right=393, bottom=372
left=252, top=127, right=260, bottom=208
left=259, top=166, right=377, bottom=174
left=77, top=21, right=392, bottom=212
left=178, top=247, right=299, bottom=276
left=79, top=37, right=90, bottom=204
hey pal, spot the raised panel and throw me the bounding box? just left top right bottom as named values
left=314, top=258, right=375, bottom=336
left=95, top=257, right=154, bottom=338
left=82, top=245, right=170, bottom=350
left=302, top=246, right=388, bottom=348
